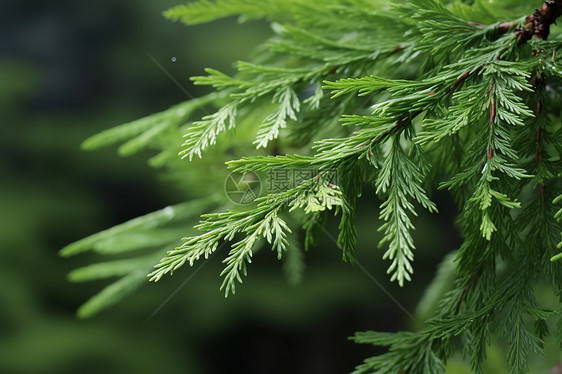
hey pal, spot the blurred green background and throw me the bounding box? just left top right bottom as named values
left=0, top=1, right=465, bottom=373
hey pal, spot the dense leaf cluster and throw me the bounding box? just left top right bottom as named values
left=62, top=0, right=562, bottom=372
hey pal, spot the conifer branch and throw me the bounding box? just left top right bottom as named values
left=148, top=175, right=344, bottom=296
left=66, top=1, right=562, bottom=372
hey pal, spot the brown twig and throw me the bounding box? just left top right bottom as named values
left=472, top=1, right=562, bottom=42
left=446, top=70, right=472, bottom=93
left=498, top=21, right=516, bottom=34
left=489, top=97, right=496, bottom=126
left=516, top=0, right=562, bottom=42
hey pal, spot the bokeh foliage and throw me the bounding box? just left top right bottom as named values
left=4, top=0, right=562, bottom=373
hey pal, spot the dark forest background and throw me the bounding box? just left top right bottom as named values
left=0, top=1, right=462, bottom=373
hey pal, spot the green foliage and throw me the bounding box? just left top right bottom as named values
left=61, top=199, right=220, bottom=317
left=148, top=176, right=343, bottom=294
left=63, top=0, right=562, bottom=372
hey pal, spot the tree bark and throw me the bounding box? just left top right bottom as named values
left=517, top=0, right=562, bottom=41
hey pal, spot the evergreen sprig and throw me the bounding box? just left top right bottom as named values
left=148, top=174, right=343, bottom=295
left=63, top=0, right=562, bottom=372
